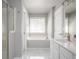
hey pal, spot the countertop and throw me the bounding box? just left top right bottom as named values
left=54, top=39, right=76, bottom=55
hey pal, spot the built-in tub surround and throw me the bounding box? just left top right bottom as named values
left=27, top=33, right=47, bottom=40
left=27, top=40, right=50, bottom=48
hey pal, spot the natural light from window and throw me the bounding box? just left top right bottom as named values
left=30, top=17, right=45, bottom=33
left=27, top=16, right=47, bottom=40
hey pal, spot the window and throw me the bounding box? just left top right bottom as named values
left=30, top=17, right=46, bottom=33
left=27, top=16, right=47, bottom=40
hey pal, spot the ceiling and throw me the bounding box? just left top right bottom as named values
left=23, top=0, right=65, bottom=15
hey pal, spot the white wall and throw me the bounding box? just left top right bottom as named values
left=47, top=8, right=54, bottom=39
left=22, top=5, right=29, bottom=52
left=47, top=7, right=54, bottom=59
left=54, top=4, right=64, bottom=39
left=9, top=32, right=15, bottom=59
left=8, top=0, right=23, bottom=58
left=2, top=7, right=8, bottom=59
left=8, top=0, right=30, bottom=58
left=48, top=4, right=65, bottom=59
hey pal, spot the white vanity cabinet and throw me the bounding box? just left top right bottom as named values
left=53, top=42, right=60, bottom=59
left=72, top=55, right=76, bottom=59
left=60, top=45, right=76, bottom=59
left=53, top=42, right=76, bottom=59
left=60, top=47, right=73, bottom=59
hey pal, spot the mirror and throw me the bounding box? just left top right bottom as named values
left=64, top=0, right=76, bottom=42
